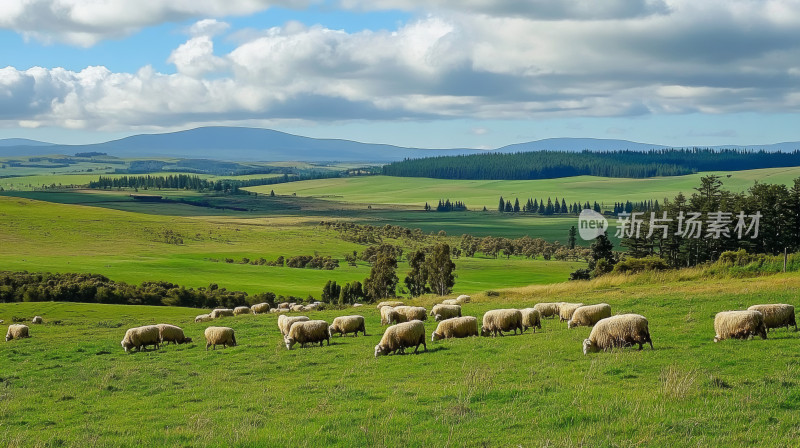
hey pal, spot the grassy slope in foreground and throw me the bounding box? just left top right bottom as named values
left=2, top=271, right=800, bottom=446
left=249, top=166, right=800, bottom=209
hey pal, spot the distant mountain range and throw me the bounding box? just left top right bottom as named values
left=1, top=126, right=799, bottom=162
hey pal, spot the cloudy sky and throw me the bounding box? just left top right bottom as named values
left=2, top=0, right=800, bottom=148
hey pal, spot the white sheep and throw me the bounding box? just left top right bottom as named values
left=456, top=294, right=471, bottom=303
left=329, top=315, right=367, bottom=337
left=481, top=309, right=524, bottom=337
left=233, top=306, right=251, bottom=316
left=195, top=313, right=213, bottom=323
left=278, top=302, right=290, bottom=309
left=156, top=324, right=193, bottom=345
left=393, top=306, right=427, bottom=322
left=121, top=325, right=160, bottom=352
left=583, top=314, right=653, bottom=354
left=442, top=295, right=471, bottom=306
left=291, top=304, right=305, bottom=312
left=205, top=326, right=236, bottom=350
left=558, top=303, right=585, bottom=322
left=285, top=320, right=331, bottom=349
left=533, top=303, right=560, bottom=319
left=713, top=310, right=767, bottom=342
left=278, top=315, right=310, bottom=336
left=431, top=304, right=462, bottom=321
left=568, top=304, right=612, bottom=329
left=210, top=308, right=234, bottom=319
left=251, top=303, right=271, bottom=314
left=747, top=304, right=797, bottom=332
left=380, top=306, right=397, bottom=325
left=376, top=301, right=404, bottom=309
left=374, top=320, right=427, bottom=357
left=431, top=316, right=479, bottom=341
left=5, top=324, right=30, bottom=341
left=520, top=308, right=542, bottom=332
left=32, top=316, right=43, bottom=324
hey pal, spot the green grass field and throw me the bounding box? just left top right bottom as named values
left=2, top=272, right=799, bottom=446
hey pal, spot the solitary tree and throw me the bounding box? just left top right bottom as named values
left=403, top=250, right=429, bottom=297
left=364, top=253, right=399, bottom=301
left=568, top=226, right=577, bottom=249
left=425, top=243, right=456, bottom=296
left=589, top=231, right=615, bottom=273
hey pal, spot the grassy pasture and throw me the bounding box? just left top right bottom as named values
left=2, top=271, right=799, bottom=446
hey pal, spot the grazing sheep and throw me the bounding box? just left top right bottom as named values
left=558, top=303, right=585, bottom=322
left=278, top=315, right=310, bottom=336
left=121, top=325, right=160, bottom=352
left=195, top=313, right=213, bottom=323
left=481, top=309, right=524, bottom=337
left=204, top=326, right=237, bottom=350
left=394, top=306, right=428, bottom=322
left=210, top=308, right=234, bottom=319
left=747, top=304, right=797, bottom=331
left=329, top=315, right=367, bottom=337
left=156, top=324, right=192, bottom=345
left=442, top=295, right=471, bottom=306
left=431, top=316, right=479, bottom=341
left=233, top=306, right=251, bottom=316
left=376, top=301, right=404, bottom=310
left=32, top=316, right=43, bottom=324
left=583, top=314, right=653, bottom=354
left=278, top=302, right=290, bottom=309
left=352, top=303, right=363, bottom=307
left=374, top=320, right=427, bottom=357
left=380, top=306, right=397, bottom=325
left=291, top=304, right=305, bottom=312
left=431, top=304, right=462, bottom=321
left=5, top=324, right=30, bottom=341
left=285, top=320, right=331, bottom=349
left=456, top=294, right=471, bottom=303
left=533, top=303, right=560, bottom=319
left=520, top=308, right=542, bottom=332
left=713, top=310, right=768, bottom=342
left=568, top=304, right=612, bottom=329
left=251, top=303, right=271, bottom=314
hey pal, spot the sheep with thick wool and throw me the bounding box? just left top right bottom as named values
left=6, top=324, right=30, bottom=341
left=204, top=326, right=236, bottom=350
left=431, top=304, right=462, bottom=321
left=374, top=320, right=427, bottom=357
left=380, top=306, right=397, bottom=326
left=376, top=301, right=404, bottom=310
left=278, top=315, right=310, bottom=336
left=558, top=303, right=585, bottom=322
left=210, top=308, right=234, bottom=319
left=195, top=313, right=212, bottom=323
left=393, top=306, right=427, bottom=322
left=442, top=295, right=471, bottom=306
left=583, top=314, right=653, bottom=354
left=329, top=315, right=366, bottom=337
left=121, top=325, right=160, bottom=352
left=481, top=309, right=524, bottom=337
left=568, top=304, right=612, bottom=329
left=251, top=303, right=271, bottom=314
left=285, top=320, right=331, bottom=349
left=431, top=316, right=479, bottom=341
left=233, top=306, right=250, bottom=316
left=747, top=304, right=797, bottom=331
left=32, top=316, right=43, bottom=324
left=533, top=303, right=560, bottom=319
left=520, top=308, right=542, bottom=332
left=156, top=324, right=192, bottom=345
left=713, top=310, right=767, bottom=342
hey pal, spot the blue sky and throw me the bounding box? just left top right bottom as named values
left=2, top=0, right=800, bottom=149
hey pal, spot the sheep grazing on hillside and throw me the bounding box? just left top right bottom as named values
left=558, top=303, right=585, bottom=322
left=533, top=303, right=560, bottom=319
left=278, top=302, right=290, bottom=309
left=431, top=304, right=462, bottom=321
left=285, top=320, right=331, bottom=349
left=278, top=315, right=310, bottom=336
left=583, top=314, right=653, bottom=354
left=291, top=305, right=305, bottom=312
left=393, top=306, right=427, bottom=322
left=329, top=315, right=367, bottom=337
left=205, top=326, right=237, bottom=350
left=431, top=316, right=479, bottom=341
left=713, top=310, right=768, bottom=342
left=210, top=308, right=234, bottom=319
left=481, top=309, right=524, bottom=337
left=251, top=303, right=271, bottom=314
left=5, top=324, right=30, bottom=342
left=520, top=308, right=542, bottom=333
left=380, top=306, right=397, bottom=325
left=442, top=295, right=471, bottom=306
left=195, top=313, right=213, bottom=323
left=233, top=306, right=251, bottom=316
left=747, top=304, right=797, bottom=332
left=376, top=301, right=404, bottom=309
left=156, top=324, right=192, bottom=345
left=32, top=316, right=43, bottom=324
left=374, top=320, right=427, bottom=357
left=568, top=304, right=612, bottom=329
left=121, top=325, right=160, bottom=352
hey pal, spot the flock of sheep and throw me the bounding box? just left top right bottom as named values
left=4, top=299, right=796, bottom=356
